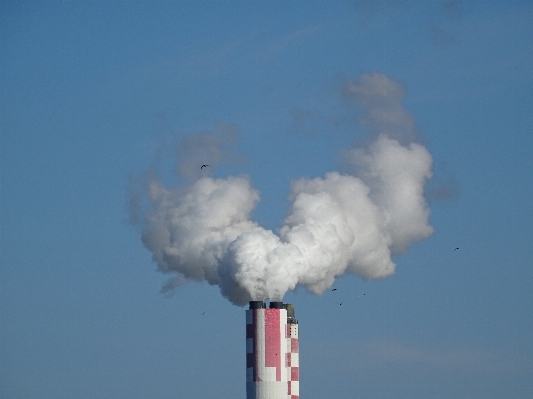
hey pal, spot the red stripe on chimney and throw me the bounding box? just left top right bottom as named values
left=264, top=309, right=281, bottom=381
left=291, top=367, right=299, bottom=381
left=291, top=338, right=298, bottom=353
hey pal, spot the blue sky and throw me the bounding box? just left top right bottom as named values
left=1, top=1, right=532, bottom=398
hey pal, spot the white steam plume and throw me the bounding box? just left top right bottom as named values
left=138, top=72, right=434, bottom=306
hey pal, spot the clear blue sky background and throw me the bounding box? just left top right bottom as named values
left=1, top=1, right=532, bottom=398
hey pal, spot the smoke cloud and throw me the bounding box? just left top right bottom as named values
left=137, top=72, right=434, bottom=306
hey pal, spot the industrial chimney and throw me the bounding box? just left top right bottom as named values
left=246, top=301, right=299, bottom=399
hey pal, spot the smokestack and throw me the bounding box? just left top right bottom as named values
left=246, top=301, right=299, bottom=399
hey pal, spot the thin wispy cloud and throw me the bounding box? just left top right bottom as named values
left=363, top=339, right=513, bottom=373
left=254, top=24, right=323, bottom=63
left=310, top=337, right=525, bottom=375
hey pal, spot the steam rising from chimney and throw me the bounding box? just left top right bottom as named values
left=137, top=72, right=434, bottom=306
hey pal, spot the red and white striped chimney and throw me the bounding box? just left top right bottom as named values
left=246, top=301, right=299, bottom=399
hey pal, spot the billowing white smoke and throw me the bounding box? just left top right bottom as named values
left=139, top=72, right=434, bottom=306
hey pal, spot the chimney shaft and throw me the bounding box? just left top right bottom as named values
left=246, top=301, right=299, bottom=399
